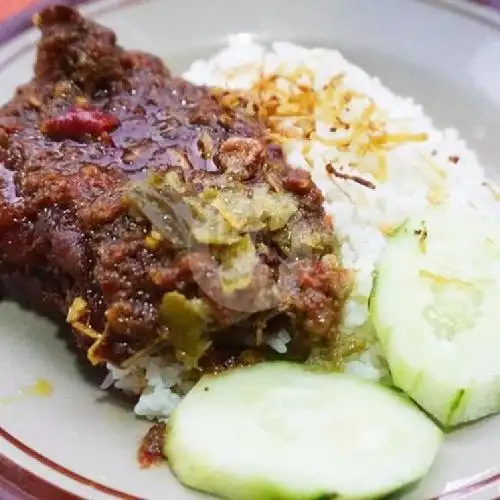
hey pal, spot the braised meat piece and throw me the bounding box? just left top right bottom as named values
left=0, top=5, right=349, bottom=368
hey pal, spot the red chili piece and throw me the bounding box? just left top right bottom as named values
left=297, top=261, right=329, bottom=291
left=41, top=106, right=120, bottom=140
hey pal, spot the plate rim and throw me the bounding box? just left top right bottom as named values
left=1, top=0, right=500, bottom=498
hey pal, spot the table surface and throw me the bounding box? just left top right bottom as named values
left=0, top=0, right=499, bottom=22
left=0, top=0, right=35, bottom=21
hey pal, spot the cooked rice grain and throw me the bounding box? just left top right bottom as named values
left=104, top=38, right=500, bottom=418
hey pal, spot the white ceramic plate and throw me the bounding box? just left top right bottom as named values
left=1, top=0, right=500, bottom=498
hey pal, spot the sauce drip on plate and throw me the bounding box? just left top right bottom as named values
left=0, top=378, right=53, bottom=405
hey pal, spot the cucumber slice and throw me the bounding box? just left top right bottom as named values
left=165, top=362, right=441, bottom=500
left=371, top=202, right=500, bottom=426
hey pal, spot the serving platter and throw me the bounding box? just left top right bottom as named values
left=1, top=0, right=500, bottom=498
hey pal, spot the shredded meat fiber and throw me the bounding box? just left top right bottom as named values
left=0, top=6, right=349, bottom=369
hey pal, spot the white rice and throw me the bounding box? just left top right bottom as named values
left=103, top=38, right=500, bottom=418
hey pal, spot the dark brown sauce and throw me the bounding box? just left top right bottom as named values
left=0, top=4, right=349, bottom=368
left=138, top=422, right=167, bottom=468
